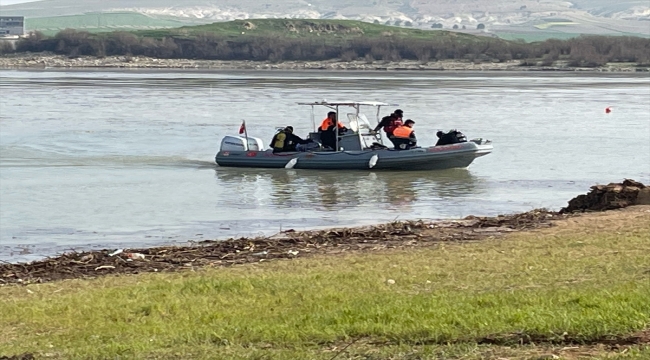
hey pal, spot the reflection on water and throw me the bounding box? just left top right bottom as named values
left=214, top=168, right=484, bottom=211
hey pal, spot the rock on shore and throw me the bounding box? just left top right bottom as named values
left=560, top=179, right=650, bottom=213
left=0, top=52, right=646, bottom=72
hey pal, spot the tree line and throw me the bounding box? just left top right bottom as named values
left=4, top=29, right=650, bottom=67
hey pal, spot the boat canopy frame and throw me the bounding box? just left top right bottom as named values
left=296, top=101, right=398, bottom=151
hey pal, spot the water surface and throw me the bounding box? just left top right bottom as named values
left=1, top=70, right=648, bottom=262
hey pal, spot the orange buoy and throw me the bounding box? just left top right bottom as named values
left=605, top=107, right=612, bottom=113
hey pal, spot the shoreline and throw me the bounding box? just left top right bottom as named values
left=1, top=53, right=648, bottom=72
left=1, top=179, right=648, bottom=283
left=1, top=209, right=570, bottom=285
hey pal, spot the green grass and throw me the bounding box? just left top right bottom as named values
left=26, top=12, right=191, bottom=36
left=1, top=211, right=649, bottom=359
left=493, top=31, right=584, bottom=42
left=493, top=27, right=650, bottom=43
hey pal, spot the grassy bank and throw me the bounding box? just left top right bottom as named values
left=1, top=208, right=649, bottom=359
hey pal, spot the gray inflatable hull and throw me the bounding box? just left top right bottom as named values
left=215, top=141, right=493, bottom=171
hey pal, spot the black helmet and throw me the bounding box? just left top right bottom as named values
left=394, top=109, right=404, bottom=116
left=285, top=126, right=294, bottom=133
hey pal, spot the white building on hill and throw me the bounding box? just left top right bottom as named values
left=0, top=16, right=25, bottom=37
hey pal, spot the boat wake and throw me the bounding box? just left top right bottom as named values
left=0, top=146, right=215, bottom=169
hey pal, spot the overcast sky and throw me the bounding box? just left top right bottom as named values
left=0, top=0, right=41, bottom=5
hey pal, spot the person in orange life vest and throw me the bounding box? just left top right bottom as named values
left=319, top=111, right=347, bottom=131
left=370, top=109, right=403, bottom=146
left=318, top=111, right=348, bottom=150
left=392, top=119, right=417, bottom=150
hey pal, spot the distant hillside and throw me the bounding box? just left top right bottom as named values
left=7, top=19, right=650, bottom=69
left=134, top=19, right=483, bottom=42
left=2, top=0, right=649, bottom=42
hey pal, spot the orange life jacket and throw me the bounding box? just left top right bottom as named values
left=383, top=118, right=403, bottom=134
left=392, top=125, right=413, bottom=139
left=320, top=118, right=345, bottom=131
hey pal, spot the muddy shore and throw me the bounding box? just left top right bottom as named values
left=0, top=209, right=570, bottom=285
left=1, top=179, right=648, bottom=285
left=1, top=52, right=647, bottom=72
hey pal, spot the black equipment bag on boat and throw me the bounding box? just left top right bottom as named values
left=435, top=130, right=467, bottom=146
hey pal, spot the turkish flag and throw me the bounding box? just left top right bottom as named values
left=239, top=120, right=246, bottom=134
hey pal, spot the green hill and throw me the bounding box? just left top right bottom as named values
left=134, top=19, right=484, bottom=43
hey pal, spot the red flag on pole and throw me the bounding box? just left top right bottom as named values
left=239, top=120, right=246, bottom=134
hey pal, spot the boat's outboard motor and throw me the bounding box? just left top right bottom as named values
left=220, top=135, right=264, bottom=151
left=435, top=130, right=467, bottom=146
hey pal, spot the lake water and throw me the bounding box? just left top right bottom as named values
left=1, top=69, right=649, bottom=263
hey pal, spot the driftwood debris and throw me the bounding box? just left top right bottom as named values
left=1, top=209, right=566, bottom=285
